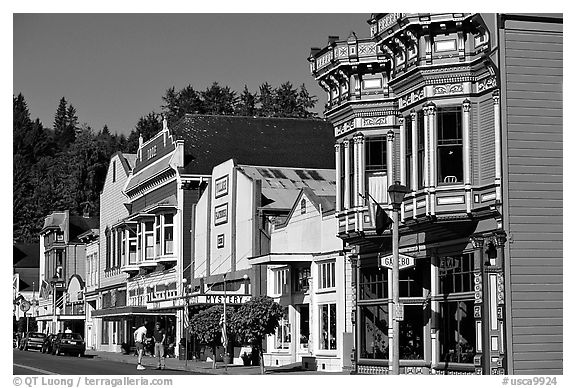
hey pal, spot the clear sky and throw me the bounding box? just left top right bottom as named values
left=14, top=13, right=371, bottom=136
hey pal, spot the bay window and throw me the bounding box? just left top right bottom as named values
left=128, top=227, right=137, bottom=265
left=319, top=303, right=337, bottom=350
left=417, top=110, right=426, bottom=189
left=144, top=221, right=154, bottom=260
left=155, top=215, right=161, bottom=256
left=273, top=267, right=289, bottom=295
left=163, top=214, right=174, bottom=255
left=437, top=106, right=463, bottom=184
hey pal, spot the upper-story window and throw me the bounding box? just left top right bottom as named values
left=163, top=214, right=174, bottom=255
left=437, top=106, right=463, bottom=184
left=105, top=228, right=111, bottom=270
left=300, top=199, right=307, bottom=215
left=339, top=144, right=346, bottom=210
left=318, top=260, right=336, bottom=290
left=112, top=160, right=116, bottom=183
left=293, top=267, right=310, bottom=293
left=144, top=221, right=154, bottom=260
left=128, top=227, right=137, bottom=265
left=365, top=136, right=387, bottom=171
left=273, top=267, right=289, bottom=295
left=417, top=111, right=426, bottom=189
left=55, top=230, right=64, bottom=242
left=349, top=142, right=355, bottom=206
left=405, top=118, right=412, bottom=190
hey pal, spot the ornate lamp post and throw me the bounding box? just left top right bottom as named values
left=388, top=180, right=408, bottom=375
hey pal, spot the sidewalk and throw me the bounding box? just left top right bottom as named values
left=85, top=350, right=349, bottom=375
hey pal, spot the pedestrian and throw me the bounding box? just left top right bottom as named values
left=153, top=322, right=166, bottom=370
left=134, top=321, right=148, bottom=370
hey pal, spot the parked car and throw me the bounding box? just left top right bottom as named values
left=52, top=332, right=86, bottom=357
left=19, top=332, right=46, bottom=351
left=41, top=334, right=57, bottom=354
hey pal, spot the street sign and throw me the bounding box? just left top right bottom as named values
left=20, top=300, right=30, bottom=312
left=394, top=303, right=404, bottom=321
left=379, top=253, right=416, bottom=270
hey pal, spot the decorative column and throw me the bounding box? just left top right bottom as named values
left=410, top=110, right=418, bottom=219
left=429, top=103, right=437, bottom=216
left=463, top=99, right=472, bottom=214
left=357, top=134, right=366, bottom=232
left=470, top=235, right=485, bottom=375
left=493, top=90, right=502, bottom=203
left=349, top=254, right=359, bottom=373
left=398, top=115, right=406, bottom=222
left=343, top=140, right=351, bottom=212
left=335, top=143, right=342, bottom=213
left=353, top=134, right=360, bottom=209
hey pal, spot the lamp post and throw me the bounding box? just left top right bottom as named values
left=222, top=273, right=228, bottom=373
left=182, top=278, right=189, bottom=366
left=388, top=180, right=408, bottom=375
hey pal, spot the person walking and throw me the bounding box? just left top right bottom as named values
left=153, top=322, right=166, bottom=370
left=134, top=321, right=148, bottom=370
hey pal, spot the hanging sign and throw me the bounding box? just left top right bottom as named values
left=20, top=300, right=30, bottom=312
left=379, top=253, right=416, bottom=270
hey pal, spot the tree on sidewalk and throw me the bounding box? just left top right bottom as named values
left=229, top=296, right=284, bottom=374
left=188, top=305, right=234, bottom=369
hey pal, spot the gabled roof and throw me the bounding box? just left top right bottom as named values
left=274, top=187, right=336, bottom=230
left=171, top=115, right=336, bottom=176
left=13, top=243, right=40, bottom=268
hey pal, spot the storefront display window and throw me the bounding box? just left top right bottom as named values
left=440, top=253, right=474, bottom=293
left=360, top=304, right=389, bottom=359
left=299, top=306, right=309, bottom=349
left=399, top=305, right=424, bottom=360
left=439, top=300, right=476, bottom=363
left=320, top=303, right=337, bottom=350
left=359, top=266, right=388, bottom=300
left=275, top=307, right=291, bottom=349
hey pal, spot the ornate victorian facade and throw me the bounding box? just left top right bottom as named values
left=309, top=13, right=562, bottom=375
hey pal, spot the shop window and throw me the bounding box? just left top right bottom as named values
left=359, top=266, right=388, bottom=300
left=273, top=267, right=289, bottom=295
left=319, top=303, right=337, bottom=350
left=101, top=321, right=109, bottom=345
left=437, top=106, right=463, bottom=184
left=399, top=261, right=426, bottom=298
left=164, top=214, right=174, bottom=255
left=439, top=300, right=476, bottom=363
left=405, top=118, right=412, bottom=190
left=275, top=307, right=291, bottom=350
left=318, top=260, right=336, bottom=290
left=299, top=306, right=309, bottom=349
left=439, top=253, right=475, bottom=294
left=399, top=305, right=425, bottom=360
left=293, top=267, right=310, bottom=293
left=360, top=304, right=389, bottom=359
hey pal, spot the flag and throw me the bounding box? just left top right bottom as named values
left=220, top=313, right=228, bottom=347
left=375, top=202, right=393, bottom=235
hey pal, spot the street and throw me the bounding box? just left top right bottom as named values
left=13, top=349, right=200, bottom=375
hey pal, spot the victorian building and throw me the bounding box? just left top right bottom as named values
left=309, top=13, right=562, bottom=375
left=117, top=114, right=335, bottom=358
left=36, top=210, right=99, bottom=335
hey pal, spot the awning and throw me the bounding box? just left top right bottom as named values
left=92, top=306, right=152, bottom=317
left=248, top=253, right=313, bottom=266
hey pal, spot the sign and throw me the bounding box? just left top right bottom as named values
left=20, top=300, right=30, bottom=312
left=214, top=203, right=228, bottom=225
left=379, top=253, right=416, bottom=270
left=189, top=294, right=251, bottom=305
left=217, top=234, right=225, bottom=248
left=215, top=175, right=229, bottom=198
left=439, top=256, right=460, bottom=272
left=394, top=303, right=404, bottom=321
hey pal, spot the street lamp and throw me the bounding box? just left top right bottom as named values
left=182, top=278, right=189, bottom=366
left=388, top=180, right=408, bottom=375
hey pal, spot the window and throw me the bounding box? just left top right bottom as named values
left=318, top=260, right=336, bottom=290
left=144, top=222, right=154, bottom=260
left=299, top=306, right=310, bottom=349
left=105, top=228, right=111, bottom=270
left=439, top=253, right=475, bottom=294
left=365, top=136, right=387, bottom=171
left=439, top=300, right=476, bottom=363
left=360, top=304, right=389, bottom=359
left=293, top=267, right=310, bottom=293
left=417, top=110, right=426, bottom=189
left=112, top=160, right=116, bottom=183
left=101, top=321, right=109, bottom=344
left=164, top=214, right=174, bottom=255
left=111, top=230, right=116, bottom=268
left=273, top=267, right=289, bottom=295
left=437, top=106, right=463, bottom=184
left=275, top=307, right=291, bottom=350
left=339, top=143, right=346, bottom=210
left=399, top=261, right=426, bottom=298
left=399, top=305, right=424, bottom=360
left=136, top=223, right=142, bottom=262
left=128, top=227, right=137, bottom=264
left=120, top=230, right=126, bottom=266
left=405, top=117, right=412, bottom=190
left=56, top=231, right=64, bottom=242
left=359, top=266, right=388, bottom=300
left=155, top=215, right=161, bottom=256
left=319, top=304, right=337, bottom=350
left=349, top=141, right=355, bottom=206
left=300, top=199, right=306, bottom=215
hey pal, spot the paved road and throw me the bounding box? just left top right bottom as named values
left=13, top=349, right=201, bottom=375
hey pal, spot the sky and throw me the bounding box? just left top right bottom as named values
left=14, top=13, right=371, bottom=136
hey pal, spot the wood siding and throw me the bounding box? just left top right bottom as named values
left=501, top=16, right=563, bottom=375
left=131, top=181, right=177, bottom=214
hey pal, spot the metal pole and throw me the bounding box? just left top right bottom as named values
left=223, top=274, right=228, bottom=373
left=185, top=294, right=188, bottom=367
left=391, top=207, right=400, bottom=375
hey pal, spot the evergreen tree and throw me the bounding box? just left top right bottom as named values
left=257, top=82, right=275, bottom=117
left=274, top=82, right=299, bottom=117
left=53, top=97, right=68, bottom=145
left=201, top=82, right=237, bottom=115
left=236, top=85, right=257, bottom=117
left=296, top=84, right=318, bottom=118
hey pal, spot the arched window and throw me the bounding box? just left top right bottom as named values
left=300, top=199, right=307, bottom=214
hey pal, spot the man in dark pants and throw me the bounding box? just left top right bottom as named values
left=153, top=322, right=166, bottom=370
